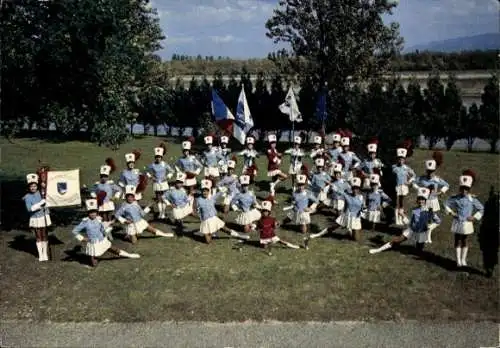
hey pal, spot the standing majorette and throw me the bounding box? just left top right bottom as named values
left=176, top=139, right=202, bottom=195
left=327, top=132, right=342, bottom=165
left=361, top=138, right=384, bottom=190
left=257, top=200, right=300, bottom=255
left=202, top=134, right=223, bottom=194
left=309, top=157, right=332, bottom=212
left=337, top=135, right=361, bottom=181
left=163, top=173, right=193, bottom=236
left=218, top=135, right=232, bottom=166
left=444, top=169, right=484, bottom=268
left=369, top=187, right=441, bottom=255
left=231, top=175, right=262, bottom=234
left=238, top=136, right=258, bottom=182
left=362, top=174, right=391, bottom=232
left=392, top=141, right=416, bottom=225
left=194, top=179, right=249, bottom=244
left=72, top=199, right=140, bottom=267
left=309, top=135, right=325, bottom=160
left=284, top=136, right=305, bottom=191
left=145, top=143, right=174, bottom=220
left=216, top=159, right=239, bottom=217
left=119, top=150, right=142, bottom=200
left=115, top=185, right=174, bottom=244
left=266, top=133, right=287, bottom=197
left=329, top=163, right=349, bottom=214
left=23, top=173, right=52, bottom=262
left=282, top=174, right=318, bottom=234
left=413, top=151, right=449, bottom=212
left=91, top=159, right=122, bottom=223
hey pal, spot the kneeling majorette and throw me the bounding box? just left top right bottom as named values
left=163, top=173, right=193, bottom=236
left=329, top=163, right=349, bottom=214
left=194, top=179, right=249, bottom=243
left=119, top=150, right=142, bottom=201
left=284, top=136, right=305, bottom=191
left=176, top=139, right=202, bottom=195
left=444, top=169, right=484, bottom=268
left=306, top=177, right=365, bottom=248
left=216, top=160, right=239, bottom=217
left=337, top=135, right=361, bottom=181
left=362, top=174, right=391, bottom=232
left=145, top=143, right=174, bottom=220
left=23, top=172, right=52, bottom=262
left=231, top=175, right=261, bottom=234
left=369, top=187, right=441, bottom=255
left=412, top=151, right=449, bottom=213
left=309, top=157, right=332, bottom=212
left=238, top=136, right=258, bottom=183
left=309, top=135, right=325, bottom=160
left=72, top=199, right=140, bottom=267
left=266, top=133, right=287, bottom=197
left=115, top=185, right=174, bottom=244
left=361, top=139, right=384, bottom=190
left=282, top=174, right=318, bottom=234
left=257, top=200, right=300, bottom=255
left=90, top=159, right=121, bottom=223
left=392, top=142, right=416, bottom=225
left=202, top=135, right=223, bottom=194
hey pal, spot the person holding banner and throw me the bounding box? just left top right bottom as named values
left=284, top=136, right=305, bottom=191
left=119, top=151, right=142, bottom=201
left=238, top=136, right=258, bottom=183
left=145, top=143, right=174, bottom=220
left=176, top=140, right=202, bottom=196
left=72, top=199, right=141, bottom=267
left=90, top=160, right=122, bottom=223
left=266, top=134, right=287, bottom=197
left=23, top=173, right=52, bottom=262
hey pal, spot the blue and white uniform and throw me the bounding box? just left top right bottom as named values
left=328, top=147, right=342, bottom=164
left=176, top=156, right=202, bottom=186
left=287, top=190, right=318, bottom=225
left=330, top=179, right=350, bottom=211
left=445, top=194, right=484, bottom=235
left=231, top=191, right=261, bottom=225
left=196, top=192, right=225, bottom=235
left=91, top=181, right=122, bottom=212
left=146, top=161, right=174, bottom=192
left=361, top=158, right=384, bottom=188
left=119, top=169, right=142, bottom=200
left=238, top=149, right=258, bottom=174
left=202, top=148, right=223, bottom=177
left=115, top=201, right=149, bottom=236
left=72, top=217, right=111, bottom=257
left=362, top=189, right=391, bottom=223
left=285, top=148, right=305, bottom=175
left=310, top=171, right=332, bottom=205
left=413, top=175, right=449, bottom=211
left=23, top=191, right=51, bottom=228
left=163, top=187, right=193, bottom=220
left=338, top=151, right=361, bottom=180
left=392, top=164, right=416, bottom=196
left=402, top=207, right=442, bottom=243
left=218, top=147, right=232, bottom=165
left=217, top=174, right=239, bottom=206
left=335, top=191, right=365, bottom=231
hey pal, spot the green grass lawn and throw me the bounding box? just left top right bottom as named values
left=0, top=136, right=498, bottom=322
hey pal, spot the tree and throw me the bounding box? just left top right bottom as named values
left=480, top=75, right=499, bottom=153
left=422, top=74, right=446, bottom=149
left=265, top=0, right=402, bottom=127
left=443, top=75, right=463, bottom=150
left=461, top=103, right=482, bottom=152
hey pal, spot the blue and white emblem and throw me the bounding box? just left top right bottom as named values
left=57, top=182, right=68, bottom=195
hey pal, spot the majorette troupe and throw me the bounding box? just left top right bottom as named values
left=23, top=132, right=484, bottom=268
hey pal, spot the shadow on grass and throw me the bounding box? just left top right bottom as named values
left=7, top=234, right=64, bottom=258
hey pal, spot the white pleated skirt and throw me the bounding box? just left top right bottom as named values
left=99, top=201, right=115, bottom=212
left=426, top=198, right=440, bottom=211
left=29, top=214, right=52, bottom=228
left=235, top=209, right=261, bottom=225
left=287, top=211, right=311, bottom=225
left=362, top=178, right=371, bottom=190
left=126, top=219, right=149, bottom=235
left=204, top=167, right=220, bottom=178
left=172, top=204, right=193, bottom=220
left=200, top=216, right=225, bottom=235
left=336, top=213, right=362, bottom=230
left=222, top=193, right=234, bottom=206
left=332, top=199, right=345, bottom=211
left=84, top=238, right=112, bottom=257
left=267, top=169, right=282, bottom=177
left=260, top=236, right=280, bottom=245
left=153, top=182, right=169, bottom=192
left=451, top=220, right=474, bottom=235
left=185, top=178, right=197, bottom=187
left=362, top=210, right=381, bottom=223
left=395, top=185, right=409, bottom=196
left=402, top=229, right=427, bottom=243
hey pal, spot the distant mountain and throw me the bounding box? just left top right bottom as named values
left=405, top=33, right=500, bottom=53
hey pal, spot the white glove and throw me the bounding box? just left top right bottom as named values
left=194, top=168, right=201, bottom=175
left=146, top=172, right=152, bottom=178
left=231, top=204, right=239, bottom=211
left=90, top=192, right=97, bottom=198
left=218, top=186, right=228, bottom=193
left=167, top=172, right=173, bottom=180
left=143, top=207, right=151, bottom=214
left=117, top=216, right=127, bottom=224
left=75, top=234, right=85, bottom=242
left=382, top=202, right=389, bottom=208
left=118, top=182, right=125, bottom=188
left=114, top=191, right=121, bottom=199
left=218, top=160, right=225, bottom=167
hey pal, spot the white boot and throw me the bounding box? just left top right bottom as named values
left=154, top=229, right=174, bottom=237
left=309, top=228, right=329, bottom=239
left=269, top=182, right=275, bottom=196
left=41, top=241, right=49, bottom=261
left=118, top=250, right=141, bottom=259
left=456, top=247, right=463, bottom=267
left=250, top=223, right=257, bottom=231
left=230, top=230, right=250, bottom=240
left=36, top=241, right=44, bottom=261
left=461, top=247, right=468, bottom=266
left=284, top=241, right=300, bottom=249
left=369, top=242, right=392, bottom=254
left=426, top=223, right=437, bottom=243
left=394, top=210, right=402, bottom=225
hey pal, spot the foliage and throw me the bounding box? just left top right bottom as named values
left=480, top=75, right=499, bottom=153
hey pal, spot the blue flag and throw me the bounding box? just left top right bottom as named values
left=315, top=90, right=327, bottom=122
left=211, top=89, right=235, bottom=134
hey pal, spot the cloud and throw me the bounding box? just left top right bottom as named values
left=166, top=36, right=196, bottom=44
left=210, top=35, right=237, bottom=43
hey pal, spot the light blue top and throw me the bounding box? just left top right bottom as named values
left=119, top=169, right=140, bottom=187
left=337, top=191, right=364, bottom=216
left=163, top=187, right=190, bottom=208
left=203, top=148, right=223, bottom=167
left=176, top=156, right=202, bottom=173
left=330, top=179, right=350, bottom=200
left=310, top=172, right=332, bottom=193
left=238, top=149, right=258, bottom=167
left=115, top=202, right=147, bottom=223
left=292, top=190, right=318, bottom=213
left=409, top=207, right=441, bottom=233
left=445, top=194, right=484, bottom=223
left=72, top=218, right=106, bottom=243
left=285, top=148, right=305, bottom=167
left=195, top=192, right=224, bottom=221
left=392, top=164, right=416, bottom=186
left=338, top=151, right=361, bottom=173
left=362, top=158, right=383, bottom=174
left=328, top=147, right=341, bottom=162
left=219, top=147, right=232, bottom=163
left=23, top=191, right=49, bottom=218
left=147, top=162, right=174, bottom=182
left=92, top=181, right=121, bottom=202
left=231, top=191, right=257, bottom=212
left=414, top=175, right=449, bottom=198
left=217, top=175, right=239, bottom=195
left=366, top=189, right=391, bottom=211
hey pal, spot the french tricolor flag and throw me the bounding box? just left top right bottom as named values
left=211, top=89, right=234, bottom=135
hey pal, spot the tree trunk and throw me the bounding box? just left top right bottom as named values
left=445, top=137, right=456, bottom=151
left=154, top=125, right=158, bottom=137
left=428, top=136, right=439, bottom=149
left=489, top=138, right=498, bottom=153
left=467, top=137, right=474, bottom=152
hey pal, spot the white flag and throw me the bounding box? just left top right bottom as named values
left=46, top=169, right=81, bottom=207
left=234, top=86, right=254, bottom=144
left=279, top=87, right=302, bottom=123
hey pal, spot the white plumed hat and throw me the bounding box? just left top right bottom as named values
left=246, top=137, right=255, bottom=144
left=201, top=179, right=212, bottom=189
left=268, top=134, right=277, bottom=142
left=220, top=136, right=229, bottom=144
left=459, top=175, right=473, bottom=188
left=313, top=135, right=322, bottom=144
left=340, top=137, right=350, bottom=146
left=204, top=136, right=213, bottom=145
left=239, top=175, right=250, bottom=185
left=182, top=141, right=191, bottom=150
left=333, top=163, right=343, bottom=172
left=396, top=148, right=407, bottom=158
left=315, top=158, right=325, bottom=167
left=85, top=199, right=98, bottom=211
left=261, top=200, right=273, bottom=211
left=350, top=177, right=362, bottom=187
left=125, top=185, right=136, bottom=195
left=296, top=174, right=307, bottom=184
left=417, top=187, right=430, bottom=199
left=425, top=160, right=436, bottom=171
left=100, top=165, right=111, bottom=176
left=154, top=147, right=165, bottom=157
left=367, top=143, right=377, bottom=153
left=26, top=173, right=39, bottom=184
left=125, top=153, right=136, bottom=163
left=175, top=172, right=186, bottom=183
left=227, top=160, right=236, bottom=169
left=332, top=133, right=341, bottom=142
left=370, top=174, right=380, bottom=184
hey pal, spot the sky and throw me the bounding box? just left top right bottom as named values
left=152, top=0, right=499, bottom=59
